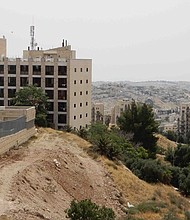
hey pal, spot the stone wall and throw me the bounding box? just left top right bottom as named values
left=0, top=127, right=36, bottom=155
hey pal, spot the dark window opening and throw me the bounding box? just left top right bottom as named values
left=45, top=78, right=54, bottom=87
left=45, top=66, right=54, bottom=75
left=47, top=114, right=54, bottom=123
left=58, top=102, right=67, bottom=112
left=8, top=65, right=16, bottom=74
left=45, top=90, right=54, bottom=99
left=0, top=100, right=4, bottom=106
left=47, top=102, right=54, bottom=111
left=58, top=66, right=67, bottom=75
left=58, top=90, right=67, bottom=100
left=0, top=65, right=4, bottom=74
left=0, top=89, right=4, bottom=98
left=58, top=78, right=67, bottom=88
left=33, top=65, right=41, bottom=75
left=8, top=89, right=16, bottom=98
left=58, top=114, right=67, bottom=124
left=33, top=77, right=41, bottom=87
left=0, top=77, right=4, bottom=86
left=20, top=65, right=28, bottom=75
left=8, top=77, right=16, bottom=86
left=20, top=77, right=28, bottom=87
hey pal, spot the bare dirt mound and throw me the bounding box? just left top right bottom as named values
left=0, top=128, right=124, bottom=220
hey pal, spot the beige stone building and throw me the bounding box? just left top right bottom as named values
left=0, top=37, right=92, bottom=130
left=91, top=102, right=104, bottom=123
left=110, top=99, right=132, bottom=125
left=178, top=103, right=190, bottom=137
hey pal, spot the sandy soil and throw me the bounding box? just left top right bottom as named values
left=0, top=128, right=125, bottom=220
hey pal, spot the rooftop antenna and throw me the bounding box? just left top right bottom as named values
left=30, top=25, right=37, bottom=50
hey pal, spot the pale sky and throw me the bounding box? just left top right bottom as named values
left=0, top=0, right=190, bottom=82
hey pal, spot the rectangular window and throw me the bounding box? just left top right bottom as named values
left=47, top=114, right=54, bottom=124
left=58, top=114, right=67, bottom=124
left=58, top=66, right=67, bottom=75
left=0, top=88, right=4, bottom=98
left=80, top=91, right=82, bottom=95
left=58, top=102, right=67, bottom=112
left=58, top=90, right=67, bottom=100
left=80, top=68, right=82, bottom=72
left=74, top=68, right=77, bottom=72
left=80, top=80, right=82, bottom=84
left=86, top=113, right=88, bottom=117
left=45, top=78, right=54, bottom=87
left=33, top=65, right=41, bottom=75
left=86, top=91, right=88, bottom=95
left=80, top=103, right=82, bottom=107
left=86, top=102, right=88, bottom=106
left=47, top=102, right=54, bottom=111
left=8, top=89, right=16, bottom=98
left=20, top=65, right=28, bottom=75
left=20, top=77, right=28, bottom=87
left=86, top=79, right=89, bottom=83
left=86, top=68, right=89, bottom=72
left=58, top=78, right=67, bottom=88
left=0, top=77, right=4, bottom=86
left=80, top=114, right=82, bottom=118
left=74, top=116, right=76, bottom=120
left=8, top=65, right=16, bottom=74
left=74, top=104, right=76, bottom=108
left=0, top=100, right=4, bottom=106
left=33, top=77, right=41, bottom=87
left=45, top=90, right=54, bottom=99
left=74, top=92, right=76, bottom=96
left=8, top=77, right=16, bottom=86
left=0, top=65, right=4, bottom=74
left=74, top=80, right=76, bottom=84
left=45, top=66, right=54, bottom=75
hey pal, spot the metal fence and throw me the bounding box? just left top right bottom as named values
left=0, top=116, right=26, bottom=138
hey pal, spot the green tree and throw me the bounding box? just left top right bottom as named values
left=164, top=130, right=177, bottom=142
left=11, top=85, right=48, bottom=127
left=66, top=199, right=115, bottom=220
left=117, top=101, right=158, bottom=157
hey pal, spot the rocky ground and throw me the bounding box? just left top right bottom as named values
left=0, top=128, right=125, bottom=220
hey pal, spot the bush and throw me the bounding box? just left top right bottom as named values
left=66, top=199, right=115, bottom=220
left=125, top=158, right=172, bottom=184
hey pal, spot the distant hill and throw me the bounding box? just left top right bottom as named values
left=92, top=81, right=190, bottom=111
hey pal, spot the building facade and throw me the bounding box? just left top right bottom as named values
left=91, top=102, right=104, bottom=123
left=110, top=99, right=132, bottom=125
left=178, top=103, right=190, bottom=137
left=0, top=37, right=92, bottom=130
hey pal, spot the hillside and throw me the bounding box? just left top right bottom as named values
left=0, top=128, right=189, bottom=220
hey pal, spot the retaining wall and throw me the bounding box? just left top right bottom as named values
left=0, top=127, right=36, bottom=155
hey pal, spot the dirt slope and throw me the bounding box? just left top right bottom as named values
left=0, top=128, right=124, bottom=220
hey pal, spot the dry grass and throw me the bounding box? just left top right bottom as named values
left=102, top=157, right=190, bottom=219
left=156, top=134, right=177, bottom=150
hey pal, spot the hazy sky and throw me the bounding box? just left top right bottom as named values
left=0, top=0, right=190, bottom=82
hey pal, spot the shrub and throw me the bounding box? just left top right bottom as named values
left=125, top=158, right=172, bottom=184
left=66, top=199, right=115, bottom=220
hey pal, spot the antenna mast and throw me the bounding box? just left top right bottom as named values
left=30, top=25, right=36, bottom=50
